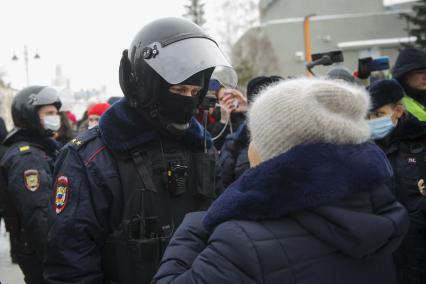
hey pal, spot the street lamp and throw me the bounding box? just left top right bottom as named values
left=11, top=45, right=40, bottom=86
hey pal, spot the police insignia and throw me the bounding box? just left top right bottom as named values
left=19, top=145, right=30, bottom=152
left=24, top=170, right=40, bottom=191
left=55, top=176, right=69, bottom=214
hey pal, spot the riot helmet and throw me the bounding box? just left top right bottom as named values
left=12, top=86, right=62, bottom=136
left=119, top=17, right=237, bottom=132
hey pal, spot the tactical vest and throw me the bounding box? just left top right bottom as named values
left=103, top=137, right=216, bottom=284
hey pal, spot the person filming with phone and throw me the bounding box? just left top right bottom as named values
left=208, top=86, right=248, bottom=150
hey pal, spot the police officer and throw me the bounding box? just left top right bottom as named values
left=0, top=86, right=62, bottom=284
left=392, top=47, right=426, bottom=121
left=367, top=79, right=426, bottom=284
left=45, top=17, right=236, bottom=284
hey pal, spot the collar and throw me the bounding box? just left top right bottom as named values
left=3, top=128, right=60, bottom=156
left=203, top=142, right=392, bottom=231
left=99, top=98, right=212, bottom=152
left=389, top=113, right=426, bottom=143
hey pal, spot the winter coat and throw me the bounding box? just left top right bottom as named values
left=208, top=112, right=245, bottom=150
left=375, top=114, right=426, bottom=283
left=219, top=123, right=249, bottom=188
left=154, top=143, right=409, bottom=284
left=0, top=129, right=60, bottom=283
left=44, top=98, right=222, bottom=284
left=0, top=129, right=59, bottom=256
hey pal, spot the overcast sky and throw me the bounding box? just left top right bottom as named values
left=0, top=0, right=225, bottom=96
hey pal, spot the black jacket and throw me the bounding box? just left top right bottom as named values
left=208, top=112, right=245, bottom=150
left=0, top=129, right=59, bottom=258
left=376, top=114, right=426, bottom=228
left=45, top=99, right=222, bottom=284
left=219, top=123, right=249, bottom=188
left=375, top=114, right=426, bottom=283
left=154, top=143, right=408, bottom=284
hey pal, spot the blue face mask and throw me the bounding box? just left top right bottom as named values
left=368, top=115, right=396, bottom=140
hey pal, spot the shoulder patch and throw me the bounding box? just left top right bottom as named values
left=54, top=176, right=69, bottom=214
left=69, top=128, right=100, bottom=150
left=24, top=169, right=40, bottom=192
left=19, top=145, right=30, bottom=152
left=70, top=138, right=83, bottom=146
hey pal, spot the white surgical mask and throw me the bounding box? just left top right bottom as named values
left=43, top=115, right=61, bottom=131
left=88, top=122, right=98, bottom=129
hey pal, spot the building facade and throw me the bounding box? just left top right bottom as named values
left=0, top=82, right=16, bottom=131
left=231, top=0, right=416, bottom=86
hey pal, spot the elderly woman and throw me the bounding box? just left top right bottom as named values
left=153, top=78, right=409, bottom=284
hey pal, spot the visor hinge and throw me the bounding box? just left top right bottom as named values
left=28, top=94, right=38, bottom=105
left=143, top=45, right=159, bottom=59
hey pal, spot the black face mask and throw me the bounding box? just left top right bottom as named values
left=158, top=92, right=199, bottom=124
left=157, top=71, right=206, bottom=125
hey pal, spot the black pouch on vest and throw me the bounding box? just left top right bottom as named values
left=103, top=232, right=165, bottom=284
left=192, top=152, right=216, bottom=199
left=166, top=161, right=188, bottom=196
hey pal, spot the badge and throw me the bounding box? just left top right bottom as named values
left=71, top=138, right=82, bottom=146
left=19, top=145, right=30, bottom=152
left=24, top=170, right=40, bottom=192
left=54, top=176, right=69, bottom=214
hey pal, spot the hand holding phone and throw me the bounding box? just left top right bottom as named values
left=222, top=89, right=247, bottom=113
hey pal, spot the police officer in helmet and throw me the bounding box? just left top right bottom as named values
left=0, top=86, right=62, bottom=284
left=45, top=17, right=236, bottom=283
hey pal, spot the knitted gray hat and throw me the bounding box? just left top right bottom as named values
left=248, top=77, right=371, bottom=161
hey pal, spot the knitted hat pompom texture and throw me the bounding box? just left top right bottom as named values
left=248, top=77, right=371, bottom=161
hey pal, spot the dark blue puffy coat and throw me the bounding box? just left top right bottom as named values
left=154, top=143, right=409, bottom=284
left=219, top=123, right=249, bottom=188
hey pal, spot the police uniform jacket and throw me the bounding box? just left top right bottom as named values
left=0, top=129, right=60, bottom=259
left=375, top=113, right=426, bottom=283
left=44, top=98, right=221, bottom=283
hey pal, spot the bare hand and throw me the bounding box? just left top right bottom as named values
left=221, top=89, right=248, bottom=114
left=418, top=179, right=426, bottom=196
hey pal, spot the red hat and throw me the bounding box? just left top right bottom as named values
left=66, top=111, right=77, bottom=125
left=88, top=103, right=110, bottom=116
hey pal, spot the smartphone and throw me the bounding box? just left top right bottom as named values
left=223, top=89, right=239, bottom=109
left=223, top=90, right=233, bottom=97
left=358, top=56, right=390, bottom=79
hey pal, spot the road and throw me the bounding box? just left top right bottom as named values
left=0, top=220, right=24, bottom=284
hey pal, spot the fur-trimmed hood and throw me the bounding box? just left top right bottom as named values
left=98, top=98, right=212, bottom=152
left=204, top=142, right=392, bottom=229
